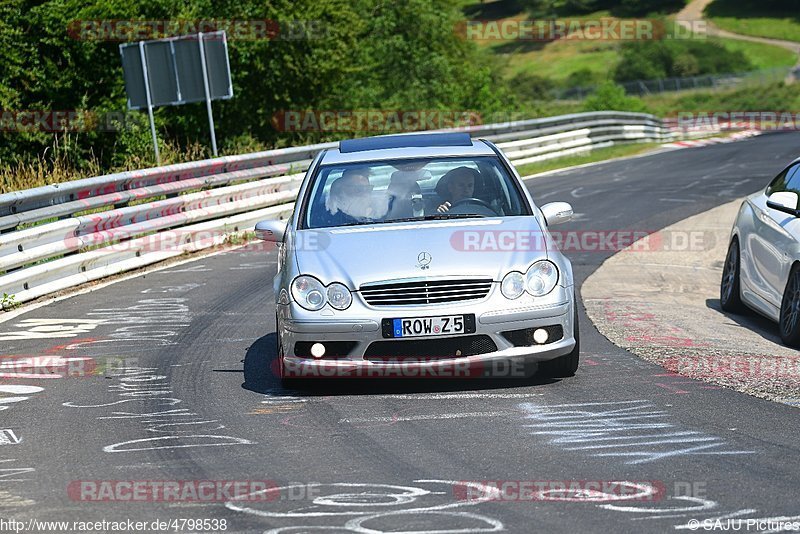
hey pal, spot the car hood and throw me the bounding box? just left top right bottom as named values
left=293, top=216, right=551, bottom=288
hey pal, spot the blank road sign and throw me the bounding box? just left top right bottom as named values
left=145, top=40, right=180, bottom=106
left=120, top=32, right=233, bottom=110
left=120, top=45, right=146, bottom=109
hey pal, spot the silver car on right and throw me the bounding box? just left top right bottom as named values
left=721, top=157, right=800, bottom=347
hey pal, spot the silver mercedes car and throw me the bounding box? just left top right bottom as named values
left=721, top=157, right=800, bottom=347
left=255, top=133, right=580, bottom=381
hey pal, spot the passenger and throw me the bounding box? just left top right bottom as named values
left=386, top=162, right=428, bottom=218
left=435, top=166, right=476, bottom=213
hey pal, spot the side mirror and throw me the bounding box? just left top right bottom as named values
left=254, top=220, right=287, bottom=242
left=767, top=191, right=800, bottom=217
left=540, top=202, right=574, bottom=226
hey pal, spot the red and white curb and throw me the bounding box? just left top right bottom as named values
left=662, top=130, right=761, bottom=148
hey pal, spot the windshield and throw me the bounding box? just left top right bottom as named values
left=302, top=156, right=531, bottom=229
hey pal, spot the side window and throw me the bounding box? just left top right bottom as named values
left=767, top=164, right=800, bottom=195
left=786, top=165, right=800, bottom=195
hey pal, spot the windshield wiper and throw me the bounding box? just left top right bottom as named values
left=321, top=213, right=484, bottom=229
left=389, top=214, right=486, bottom=223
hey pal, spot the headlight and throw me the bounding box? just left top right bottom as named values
left=291, top=276, right=326, bottom=311
left=501, top=272, right=525, bottom=299
left=291, top=276, right=353, bottom=311
left=327, top=283, right=352, bottom=310
left=525, top=260, right=558, bottom=296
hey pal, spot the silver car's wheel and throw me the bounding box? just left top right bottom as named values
left=720, top=238, right=746, bottom=313
left=779, top=266, right=800, bottom=348
left=275, top=313, right=289, bottom=382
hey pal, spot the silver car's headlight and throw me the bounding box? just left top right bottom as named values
left=327, top=283, right=352, bottom=310
left=291, top=276, right=327, bottom=311
left=525, top=260, right=559, bottom=296
left=501, top=271, right=526, bottom=299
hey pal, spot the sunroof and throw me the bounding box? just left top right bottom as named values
left=338, top=133, right=473, bottom=154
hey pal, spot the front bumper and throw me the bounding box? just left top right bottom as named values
left=277, top=284, right=576, bottom=378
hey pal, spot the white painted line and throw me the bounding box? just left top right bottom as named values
left=0, top=397, right=29, bottom=404
left=262, top=392, right=545, bottom=404
left=372, top=392, right=545, bottom=400
left=0, top=385, right=44, bottom=394
left=339, top=411, right=510, bottom=423
left=0, top=430, right=20, bottom=445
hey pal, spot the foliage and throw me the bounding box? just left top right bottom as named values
left=0, top=0, right=514, bottom=185
left=613, top=39, right=753, bottom=83
left=519, top=0, right=685, bottom=17
left=509, top=71, right=556, bottom=103
left=1, top=293, right=19, bottom=310
left=582, top=81, right=647, bottom=112
left=642, top=81, right=800, bottom=117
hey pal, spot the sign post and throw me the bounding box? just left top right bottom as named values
left=197, top=32, right=218, bottom=156
left=137, top=41, right=160, bottom=164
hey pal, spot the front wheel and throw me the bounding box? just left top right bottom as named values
left=538, top=298, right=580, bottom=378
left=720, top=238, right=746, bottom=313
left=275, top=313, right=294, bottom=386
left=779, top=265, right=800, bottom=348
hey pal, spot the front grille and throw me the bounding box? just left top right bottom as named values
left=360, top=278, right=492, bottom=306
left=364, top=335, right=497, bottom=361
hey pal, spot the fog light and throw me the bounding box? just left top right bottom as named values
left=310, top=343, right=326, bottom=358
left=532, top=329, right=549, bottom=344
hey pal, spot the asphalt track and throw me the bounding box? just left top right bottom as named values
left=1, top=132, right=799, bottom=533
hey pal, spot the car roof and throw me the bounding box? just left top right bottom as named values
left=320, top=133, right=497, bottom=166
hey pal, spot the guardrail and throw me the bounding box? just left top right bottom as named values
left=0, top=111, right=681, bottom=307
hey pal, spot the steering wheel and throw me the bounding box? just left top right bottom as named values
left=449, top=197, right=500, bottom=216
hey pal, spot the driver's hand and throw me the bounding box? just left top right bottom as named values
left=437, top=202, right=451, bottom=213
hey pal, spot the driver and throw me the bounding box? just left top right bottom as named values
left=435, top=166, right=477, bottom=213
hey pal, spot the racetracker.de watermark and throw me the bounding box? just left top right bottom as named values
left=67, top=19, right=327, bottom=41
left=278, top=358, right=532, bottom=379
left=449, top=230, right=713, bottom=253
left=271, top=110, right=483, bottom=133
left=672, top=111, right=800, bottom=131
left=69, top=480, right=279, bottom=502
left=0, top=355, right=137, bottom=378
left=0, top=111, right=144, bottom=133
left=453, top=480, right=666, bottom=502
left=456, top=19, right=706, bottom=41
left=664, top=355, right=800, bottom=379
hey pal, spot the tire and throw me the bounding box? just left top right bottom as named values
left=779, top=265, right=800, bottom=348
left=720, top=238, right=747, bottom=314
left=275, top=313, right=294, bottom=386
left=538, top=298, right=580, bottom=378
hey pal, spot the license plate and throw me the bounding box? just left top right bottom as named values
left=381, top=314, right=476, bottom=338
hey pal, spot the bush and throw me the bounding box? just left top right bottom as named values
left=613, top=39, right=753, bottom=83
left=564, top=68, right=600, bottom=88
left=582, top=81, right=648, bottom=112
left=509, top=71, right=556, bottom=102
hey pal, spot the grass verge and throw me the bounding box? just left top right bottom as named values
left=706, top=0, right=800, bottom=43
